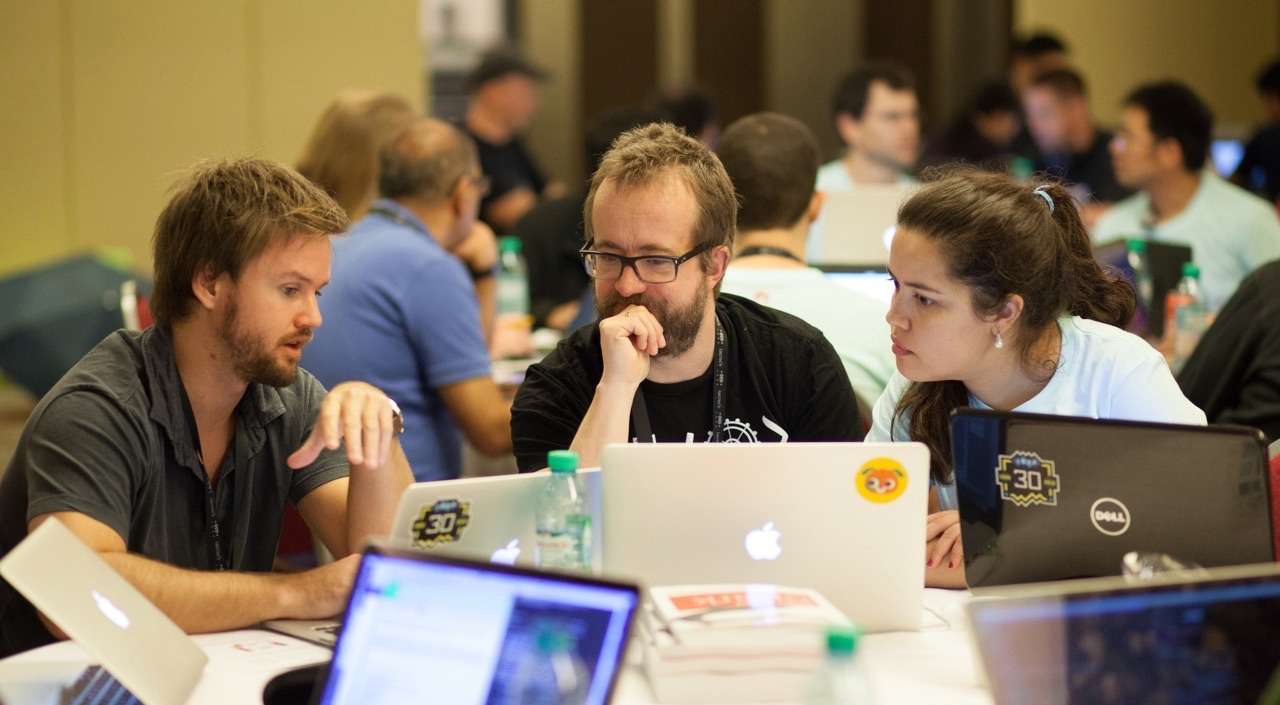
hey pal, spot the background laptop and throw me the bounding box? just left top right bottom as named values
left=312, top=546, right=640, bottom=705
left=1092, top=238, right=1193, bottom=339
left=810, top=185, right=917, bottom=266
left=601, top=443, right=929, bottom=632
left=967, top=563, right=1280, bottom=705
left=0, top=518, right=207, bottom=705
left=814, top=265, right=895, bottom=306
left=951, top=409, right=1273, bottom=590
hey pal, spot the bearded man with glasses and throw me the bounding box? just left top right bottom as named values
left=510, top=123, right=861, bottom=471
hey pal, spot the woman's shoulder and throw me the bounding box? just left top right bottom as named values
left=1061, top=316, right=1163, bottom=366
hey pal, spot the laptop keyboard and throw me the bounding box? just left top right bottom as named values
left=61, top=665, right=141, bottom=705
left=313, top=624, right=340, bottom=636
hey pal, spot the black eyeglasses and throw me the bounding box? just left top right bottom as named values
left=579, top=243, right=711, bottom=284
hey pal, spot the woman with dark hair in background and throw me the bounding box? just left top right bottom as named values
left=866, top=169, right=1205, bottom=588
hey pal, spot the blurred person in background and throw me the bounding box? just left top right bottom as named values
left=305, top=119, right=513, bottom=482
left=653, top=88, right=721, bottom=148
left=464, top=48, right=564, bottom=232
left=1096, top=81, right=1280, bottom=311
left=1023, top=68, right=1131, bottom=224
left=921, top=81, right=1021, bottom=172
left=296, top=91, right=417, bottom=221
left=1233, top=58, right=1280, bottom=202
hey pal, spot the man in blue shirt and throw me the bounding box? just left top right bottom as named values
left=305, top=118, right=512, bottom=481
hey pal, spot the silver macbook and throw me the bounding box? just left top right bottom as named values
left=267, top=470, right=604, bottom=647
left=809, top=184, right=917, bottom=265
left=387, top=469, right=603, bottom=569
left=0, top=518, right=207, bottom=705
left=601, top=443, right=929, bottom=632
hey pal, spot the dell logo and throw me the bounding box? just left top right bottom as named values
left=1089, top=498, right=1131, bottom=537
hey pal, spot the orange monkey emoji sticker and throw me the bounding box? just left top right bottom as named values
left=856, top=457, right=909, bottom=504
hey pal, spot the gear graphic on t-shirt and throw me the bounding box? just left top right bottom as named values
left=721, top=418, right=759, bottom=443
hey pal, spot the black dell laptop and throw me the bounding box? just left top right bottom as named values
left=950, top=409, right=1274, bottom=589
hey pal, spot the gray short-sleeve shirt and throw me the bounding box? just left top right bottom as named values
left=0, top=328, right=349, bottom=656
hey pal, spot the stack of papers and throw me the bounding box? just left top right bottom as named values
left=640, top=584, right=852, bottom=703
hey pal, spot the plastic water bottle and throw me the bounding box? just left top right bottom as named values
left=1166, top=262, right=1210, bottom=373
left=508, top=628, right=590, bottom=705
left=535, top=451, right=592, bottom=572
left=1125, top=239, right=1154, bottom=336
left=497, top=236, right=531, bottom=321
left=807, top=626, right=871, bottom=705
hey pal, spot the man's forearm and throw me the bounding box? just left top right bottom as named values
left=345, top=441, right=414, bottom=554
left=100, top=553, right=290, bottom=633
left=569, top=382, right=635, bottom=468
left=475, top=276, right=497, bottom=345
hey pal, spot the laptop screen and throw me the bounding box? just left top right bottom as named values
left=315, top=551, right=639, bottom=705
left=817, top=268, right=895, bottom=305
left=970, top=570, right=1280, bottom=705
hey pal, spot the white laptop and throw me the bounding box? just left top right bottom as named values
left=267, top=470, right=603, bottom=647
left=0, top=518, right=207, bottom=705
left=601, top=443, right=929, bottom=632
left=811, top=184, right=918, bottom=266
left=386, top=469, right=603, bottom=568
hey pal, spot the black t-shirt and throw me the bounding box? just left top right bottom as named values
left=1035, top=128, right=1132, bottom=203
left=1235, top=123, right=1280, bottom=201
left=1178, top=259, right=1280, bottom=441
left=0, top=328, right=347, bottom=657
left=510, top=294, right=862, bottom=471
left=510, top=193, right=591, bottom=326
left=466, top=129, right=547, bottom=230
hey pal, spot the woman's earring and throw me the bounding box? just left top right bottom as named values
left=994, top=331, right=1004, bottom=350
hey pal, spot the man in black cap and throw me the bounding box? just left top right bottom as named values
left=464, top=49, right=563, bottom=232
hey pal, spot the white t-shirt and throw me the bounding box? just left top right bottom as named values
left=865, top=316, right=1207, bottom=509
left=1093, top=173, right=1280, bottom=311
left=807, top=159, right=917, bottom=261
left=721, top=266, right=896, bottom=408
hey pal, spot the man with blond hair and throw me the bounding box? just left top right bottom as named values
left=511, top=123, right=861, bottom=471
left=0, top=158, right=412, bottom=656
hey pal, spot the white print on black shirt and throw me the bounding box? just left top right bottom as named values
left=638, top=415, right=790, bottom=444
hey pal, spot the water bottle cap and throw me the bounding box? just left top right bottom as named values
left=1125, top=238, right=1147, bottom=253
left=536, top=628, right=572, bottom=653
left=499, top=236, right=523, bottom=254
left=1181, top=262, right=1200, bottom=278
left=548, top=450, right=579, bottom=473
left=825, top=625, right=860, bottom=656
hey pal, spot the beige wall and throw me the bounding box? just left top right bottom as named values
left=764, top=0, right=864, bottom=160
left=520, top=0, right=582, bottom=188
left=1017, top=0, right=1280, bottom=130
left=0, top=0, right=423, bottom=278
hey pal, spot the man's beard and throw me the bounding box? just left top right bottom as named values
left=596, top=284, right=710, bottom=359
left=217, top=296, right=308, bottom=388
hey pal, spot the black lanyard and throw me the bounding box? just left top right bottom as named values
left=736, top=246, right=804, bottom=263
left=630, top=314, right=727, bottom=443
left=178, top=386, right=229, bottom=572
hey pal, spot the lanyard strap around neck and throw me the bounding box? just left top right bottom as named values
left=736, top=245, right=804, bottom=263
left=630, top=313, right=727, bottom=444
left=178, top=385, right=229, bottom=572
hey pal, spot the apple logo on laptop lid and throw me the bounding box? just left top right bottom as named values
left=491, top=539, right=521, bottom=565
left=745, top=522, right=782, bottom=561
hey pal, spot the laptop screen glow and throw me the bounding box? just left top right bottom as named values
left=315, top=553, right=637, bottom=705
left=971, top=574, right=1280, bottom=704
